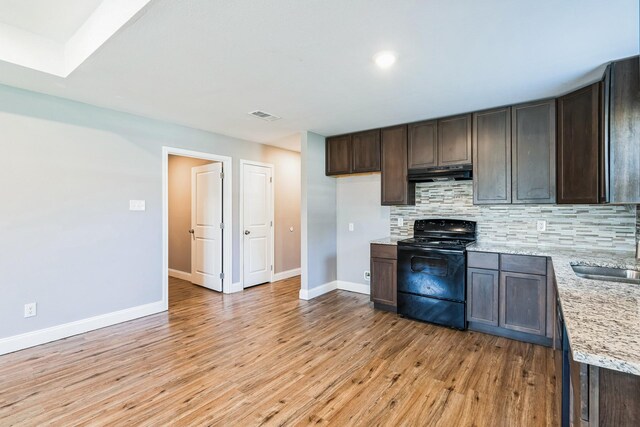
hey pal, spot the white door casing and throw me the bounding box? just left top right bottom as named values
left=241, top=162, right=273, bottom=288
left=190, top=162, right=223, bottom=291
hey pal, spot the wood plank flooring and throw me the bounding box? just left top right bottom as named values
left=0, top=276, right=559, bottom=426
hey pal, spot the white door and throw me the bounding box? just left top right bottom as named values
left=190, top=162, right=223, bottom=291
left=242, top=163, right=273, bottom=287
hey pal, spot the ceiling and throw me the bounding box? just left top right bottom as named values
left=0, top=0, right=103, bottom=42
left=0, top=0, right=637, bottom=152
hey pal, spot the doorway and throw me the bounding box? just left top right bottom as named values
left=162, top=147, right=233, bottom=309
left=240, top=160, right=274, bottom=288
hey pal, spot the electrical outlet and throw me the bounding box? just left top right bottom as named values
left=364, top=271, right=371, bottom=281
left=348, top=222, right=354, bottom=232
left=24, top=303, right=36, bottom=318
left=537, top=220, right=547, bottom=232
left=398, top=217, right=404, bottom=227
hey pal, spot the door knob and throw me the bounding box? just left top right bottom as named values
left=189, top=229, right=195, bottom=240
left=244, top=230, right=250, bottom=235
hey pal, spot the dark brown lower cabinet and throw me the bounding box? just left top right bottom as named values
left=467, top=268, right=499, bottom=326
left=467, top=252, right=553, bottom=346
left=370, top=244, right=397, bottom=310
left=499, top=271, right=546, bottom=336
left=569, top=357, right=640, bottom=426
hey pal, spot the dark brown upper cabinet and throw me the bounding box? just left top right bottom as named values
left=408, top=120, right=438, bottom=169
left=351, top=129, right=381, bottom=173
left=511, top=100, right=556, bottom=204
left=472, top=107, right=512, bottom=204
left=381, top=125, right=415, bottom=206
left=325, top=134, right=352, bottom=175
left=608, top=56, right=640, bottom=203
left=557, top=83, right=601, bottom=204
left=438, top=114, right=472, bottom=166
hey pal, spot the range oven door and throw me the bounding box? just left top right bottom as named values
left=397, top=246, right=466, bottom=302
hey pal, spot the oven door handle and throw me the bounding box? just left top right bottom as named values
left=398, top=246, right=464, bottom=256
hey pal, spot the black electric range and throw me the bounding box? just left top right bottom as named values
left=396, top=219, right=477, bottom=329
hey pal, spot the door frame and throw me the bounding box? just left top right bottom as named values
left=239, top=159, right=275, bottom=288
left=162, top=147, right=234, bottom=309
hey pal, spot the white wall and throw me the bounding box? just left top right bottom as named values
left=336, top=174, right=390, bottom=287
left=300, top=131, right=336, bottom=298
left=0, top=83, right=300, bottom=343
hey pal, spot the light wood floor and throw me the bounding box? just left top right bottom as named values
left=0, top=276, right=558, bottom=426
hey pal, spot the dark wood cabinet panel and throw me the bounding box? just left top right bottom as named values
left=325, top=134, right=352, bottom=175
left=438, top=114, right=472, bottom=166
left=408, top=120, right=438, bottom=169
left=511, top=100, right=556, bottom=204
left=467, top=268, right=499, bottom=326
left=371, top=257, right=397, bottom=307
left=609, top=56, right=640, bottom=203
left=467, top=252, right=499, bottom=270
left=473, top=107, right=512, bottom=204
left=557, top=83, right=601, bottom=204
left=499, top=271, right=546, bottom=336
left=381, top=125, right=415, bottom=206
left=351, top=129, right=381, bottom=173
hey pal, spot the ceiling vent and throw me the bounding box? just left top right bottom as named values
left=248, top=110, right=281, bottom=121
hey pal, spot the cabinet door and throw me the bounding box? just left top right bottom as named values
left=499, top=271, right=546, bottom=335
left=371, top=257, right=397, bottom=306
left=381, top=125, right=415, bottom=206
left=325, top=135, right=352, bottom=175
left=472, top=107, right=511, bottom=204
left=352, top=129, right=381, bottom=173
left=511, top=100, right=556, bottom=203
left=608, top=56, right=640, bottom=203
left=438, top=114, right=472, bottom=166
left=408, top=120, right=438, bottom=169
left=557, top=83, right=601, bottom=204
left=467, top=268, right=499, bottom=326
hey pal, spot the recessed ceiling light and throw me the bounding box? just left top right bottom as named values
left=373, top=51, right=397, bottom=69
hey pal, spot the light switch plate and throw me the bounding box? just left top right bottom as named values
left=348, top=223, right=354, bottom=232
left=398, top=217, right=404, bottom=227
left=537, top=220, right=547, bottom=232
left=129, top=200, right=146, bottom=211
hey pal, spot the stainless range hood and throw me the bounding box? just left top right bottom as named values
left=408, top=165, right=472, bottom=182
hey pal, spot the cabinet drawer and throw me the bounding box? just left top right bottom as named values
left=371, top=243, right=397, bottom=260
left=500, top=254, right=547, bottom=276
left=467, top=252, right=499, bottom=270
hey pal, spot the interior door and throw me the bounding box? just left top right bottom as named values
left=243, top=163, right=273, bottom=287
left=190, top=162, right=223, bottom=291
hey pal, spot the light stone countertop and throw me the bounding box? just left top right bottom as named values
left=370, top=236, right=403, bottom=246
left=468, top=242, right=640, bottom=376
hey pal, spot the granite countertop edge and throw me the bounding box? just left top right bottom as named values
left=370, top=236, right=402, bottom=245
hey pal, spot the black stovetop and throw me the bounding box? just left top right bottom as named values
left=397, top=237, right=474, bottom=250
left=397, top=219, right=477, bottom=250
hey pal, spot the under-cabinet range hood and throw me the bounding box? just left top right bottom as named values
left=408, top=165, right=472, bottom=182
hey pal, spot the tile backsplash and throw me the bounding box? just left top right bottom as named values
left=390, top=181, right=638, bottom=253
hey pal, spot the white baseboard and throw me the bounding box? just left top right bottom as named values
left=0, top=301, right=166, bottom=356
left=168, top=268, right=191, bottom=281
left=272, top=268, right=301, bottom=282
left=337, top=280, right=370, bottom=295
left=299, top=280, right=338, bottom=300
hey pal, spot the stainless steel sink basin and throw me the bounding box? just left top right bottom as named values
left=571, top=265, right=640, bottom=285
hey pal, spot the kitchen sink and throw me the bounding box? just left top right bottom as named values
left=571, top=265, right=640, bottom=285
